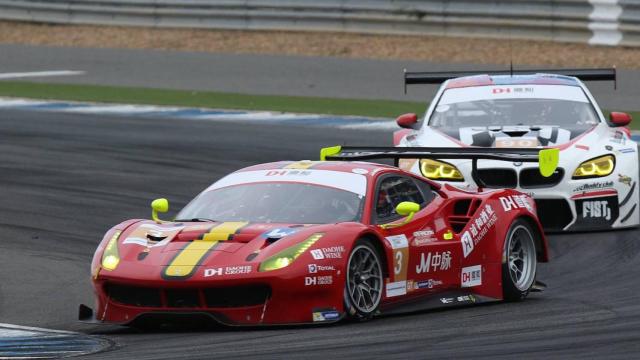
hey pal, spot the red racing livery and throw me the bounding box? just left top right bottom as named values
left=81, top=151, right=549, bottom=327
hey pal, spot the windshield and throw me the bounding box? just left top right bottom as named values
left=176, top=182, right=365, bottom=224
left=427, top=84, right=599, bottom=129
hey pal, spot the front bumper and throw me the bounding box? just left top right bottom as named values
left=433, top=163, right=639, bottom=232
left=85, top=270, right=345, bottom=327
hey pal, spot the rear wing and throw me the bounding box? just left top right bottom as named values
left=320, top=146, right=559, bottom=188
left=404, top=68, right=617, bottom=92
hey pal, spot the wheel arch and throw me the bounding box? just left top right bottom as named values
left=357, top=232, right=390, bottom=279
left=516, top=215, right=549, bottom=263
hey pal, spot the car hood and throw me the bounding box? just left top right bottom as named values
left=116, top=220, right=319, bottom=268
left=419, top=125, right=591, bottom=147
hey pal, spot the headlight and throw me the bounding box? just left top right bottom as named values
left=259, top=233, right=323, bottom=272
left=572, top=155, right=615, bottom=179
left=420, top=159, right=464, bottom=181
left=101, top=230, right=122, bottom=271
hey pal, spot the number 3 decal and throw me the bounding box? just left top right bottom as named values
left=394, top=251, right=403, bottom=275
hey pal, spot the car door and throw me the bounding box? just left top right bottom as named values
left=372, top=173, right=459, bottom=299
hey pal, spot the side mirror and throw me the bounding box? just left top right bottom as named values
left=151, top=198, right=169, bottom=223
left=396, top=113, right=418, bottom=129
left=380, top=201, right=420, bottom=229
left=610, top=112, right=632, bottom=127
left=396, top=201, right=420, bottom=216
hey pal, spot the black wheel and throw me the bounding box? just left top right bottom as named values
left=344, top=239, right=384, bottom=320
left=502, top=219, right=538, bottom=301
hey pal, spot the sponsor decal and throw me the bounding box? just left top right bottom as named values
left=492, top=87, right=534, bottom=94
left=582, top=200, right=612, bottom=221
left=262, top=228, right=298, bottom=239
left=416, top=251, right=452, bottom=274
left=386, top=281, right=407, bottom=297
left=386, top=235, right=409, bottom=285
left=457, top=295, right=477, bottom=303
left=619, top=147, right=635, bottom=154
left=416, top=279, right=443, bottom=289
left=499, top=195, right=533, bottom=212
left=619, top=174, right=632, bottom=187
left=204, top=265, right=252, bottom=277
left=461, top=204, right=497, bottom=258
left=310, top=246, right=345, bottom=260
left=495, top=138, right=539, bottom=148
left=440, top=295, right=476, bottom=304
left=284, top=161, right=317, bottom=170
left=406, top=280, right=415, bottom=291
left=461, top=265, right=482, bottom=287
left=305, top=276, right=333, bottom=286
left=308, top=264, right=335, bottom=273
left=610, top=130, right=626, bottom=145
left=573, top=181, right=614, bottom=193
left=385, top=235, right=409, bottom=249
left=572, top=196, right=619, bottom=230
left=312, top=310, right=340, bottom=322
left=265, top=170, right=312, bottom=177
left=412, top=229, right=436, bottom=246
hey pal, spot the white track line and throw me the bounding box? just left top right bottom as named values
left=0, top=322, right=76, bottom=335
left=0, top=70, right=85, bottom=80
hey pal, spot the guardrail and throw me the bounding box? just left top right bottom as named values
left=0, top=0, right=638, bottom=46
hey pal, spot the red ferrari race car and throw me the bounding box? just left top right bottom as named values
left=80, top=146, right=558, bottom=327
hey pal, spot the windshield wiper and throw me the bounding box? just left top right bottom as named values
left=174, top=218, right=217, bottom=222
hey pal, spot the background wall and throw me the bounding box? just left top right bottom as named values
left=0, top=0, right=638, bottom=46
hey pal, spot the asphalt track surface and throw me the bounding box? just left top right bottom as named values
left=1, top=44, right=640, bottom=111
left=1, top=109, right=640, bottom=359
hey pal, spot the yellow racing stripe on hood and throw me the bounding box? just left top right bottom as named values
left=284, top=161, right=318, bottom=169
left=162, top=221, right=248, bottom=280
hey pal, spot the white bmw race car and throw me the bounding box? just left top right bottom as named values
left=394, top=69, right=638, bottom=232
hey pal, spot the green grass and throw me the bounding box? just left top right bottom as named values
left=0, top=81, right=638, bottom=129
left=0, top=81, right=424, bottom=118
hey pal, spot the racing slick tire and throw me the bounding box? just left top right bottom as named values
left=344, top=239, right=384, bottom=320
left=502, top=219, right=538, bottom=302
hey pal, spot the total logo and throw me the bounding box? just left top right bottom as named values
left=583, top=200, right=611, bottom=221
left=308, top=264, right=336, bottom=273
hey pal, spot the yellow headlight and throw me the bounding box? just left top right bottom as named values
left=420, top=159, right=464, bottom=181
left=259, top=233, right=323, bottom=272
left=572, top=155, right=615, bottom=179
left=101, top=230, right=122, bottom=271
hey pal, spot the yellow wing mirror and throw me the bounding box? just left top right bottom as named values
left=151, top=198, right=169, bottom=223
left=381, top=201, right=420, bottom=229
